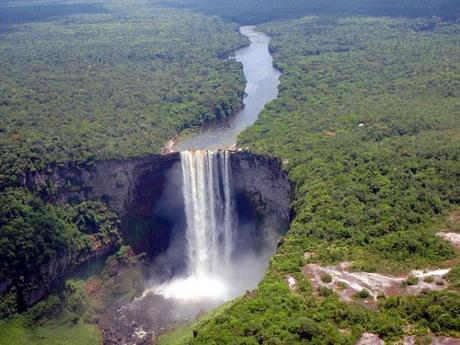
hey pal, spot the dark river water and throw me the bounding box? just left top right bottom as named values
left=172, top=25, right=280, bottom=151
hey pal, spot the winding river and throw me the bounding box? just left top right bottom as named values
left=104, top=26, right=282, bottom=345
left=172, top=25, right=280, bottom=151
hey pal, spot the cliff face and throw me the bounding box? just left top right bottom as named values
left=22, top=151, right=291, bottom=239
left=11, top=153, right=178, bottom=308
left=230, top=152, right=292, bottom=222
left=0, top=232, right=120, bottom=310
left=16, top=151, right=291, bottom=308
left=22, top=233, right=120, bottom=307
left=22, top=153, right=180, bottom=217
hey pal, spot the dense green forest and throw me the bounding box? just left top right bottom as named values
left=1, top=0, right=460, bottom=344
left=0, top=0, right=247, bottom=327
left=183, top=17, right=460, bottom=344
left=167, top=0, right=460, bottom=23
left=0, top=190, right=120, bottom=315
left=0, top=0, right=247, bottom=186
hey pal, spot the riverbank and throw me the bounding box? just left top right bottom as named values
left=171, top=25, right=280, bottom=151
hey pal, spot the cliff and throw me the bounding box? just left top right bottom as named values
left=230, top=151, right=292, bottom=222
left=21, top=151, right=291, bottom=243
left=21, top=153, right=180, bottom=217
left=12, top=150, right=291, bottom=309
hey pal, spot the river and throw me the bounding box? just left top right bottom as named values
left=102, top=26, right=282, bottom=345
left=172, top=25, right=280, bottom=151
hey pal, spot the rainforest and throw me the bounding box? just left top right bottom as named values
left=0, top=0, right=459, bottom=344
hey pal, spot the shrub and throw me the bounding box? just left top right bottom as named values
left=424, top=276, right=434, bottom=283
left=0, top=289, right=18, bottom=318
left=377, top=293, right=386, bottom=300
left=298, top=318, right=321, bottom=340
left=354, top=289, right=370, bottom=299
left=383, top=296, right=399, bottom=309
left=402, top=275, right=419, bottom=287
left=24, top=295, right=62, bottom=326
left=318, top=286, right=333, bottom=297
left=320, top=273, right=333, bottom=283
left=446, top=265, right=460, bottom=288
left=336, top=281, right=348, bottom=290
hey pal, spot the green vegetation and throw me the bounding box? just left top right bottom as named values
left=447, top=265, right=460, bottom=288
left=337, top=281, right=348, bottom=290
left=184, top=16, right=460, bottom=344
left=0, top=282, right=101, bottom=345
left=402, top=275, right=420, bottom=287
left=0, top=0, right=246, bottom=325
left=1, top=0, right=460, bottom=343
left=242, top=16, right=460, bottom=272
left=157, top=300, right=238, bottom=345
left=354, top=289, right=371, bottom=299
left=0, top=0, right=246, bottom=187
left=0, top=318, right=100, bottom=345
left=0, top=245, right=143, bottom=345
left=320, top=273, right=333, bottom=283
left=0, top=188, right=121, bottom=317
left=424, top=276, right=435, bottom=283
left=384, top=290, right=460, bottom=335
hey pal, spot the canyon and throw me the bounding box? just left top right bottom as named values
left=16, top=150, right=291, bottom=307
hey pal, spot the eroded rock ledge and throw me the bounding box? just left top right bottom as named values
left=21, top=151, right=291, bottom=223
left=15, top=150, right=292, bottom=307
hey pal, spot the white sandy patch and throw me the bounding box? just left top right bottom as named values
left=437, top=232, right=460, bottom=247
left=286, top=275, right=297, bottom=291
left=305, top=263, right=450, bottom=302
left=356, top=333, right=384, bottom=345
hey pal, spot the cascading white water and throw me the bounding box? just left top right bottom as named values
left=154, top=150, right=236, bottom=300
left=181, top=150, right=234, bottom=276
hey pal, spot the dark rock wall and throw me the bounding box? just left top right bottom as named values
left=230, top=152, right=292, bottom=223
left=22, top=151, right=291, bottom=241
left=15, top=151, right=292, bottom=307
left=21, top=233, right=120, bottom=307
left=21, top=153, right=180, bottom=217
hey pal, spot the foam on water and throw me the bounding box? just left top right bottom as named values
left=154, top=150, right=235, bottom=301
left=154, top=274, right=229, bottom=301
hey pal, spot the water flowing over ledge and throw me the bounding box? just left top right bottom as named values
left=153, top=25, right=284, bottom=304
left=180, top=150, right=234, bottom=277
left=155, top=150, right=235, bottom=301
left=18, top=25, right=289, bottom=342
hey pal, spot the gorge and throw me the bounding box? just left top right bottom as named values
left=100, top=26, right=287, bottom=342
left=143, top=26, right=286, bottom=328
left=1, top=1, right=459, bottom=344
left=9, top=25, right=290, bottom=344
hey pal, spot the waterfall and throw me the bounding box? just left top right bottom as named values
left=152, top=149, right=237, bottom=300
left=180, top=150, right=234, bottom=277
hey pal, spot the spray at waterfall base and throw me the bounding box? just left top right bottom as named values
left=145, top=150, right=282, bottom=302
